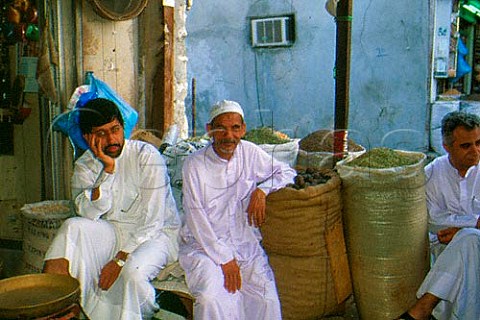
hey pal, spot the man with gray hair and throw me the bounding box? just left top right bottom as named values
left=399, top=111, right=480, bottom=319
left=179, top=100, right=296, bottom=319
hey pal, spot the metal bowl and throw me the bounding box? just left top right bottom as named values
left=0, top=273, right=80, bottom=319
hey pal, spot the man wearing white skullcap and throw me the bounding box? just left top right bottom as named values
left=208, top=100, right=245, bottom=124
left=179, top=100, right=295, bottom=319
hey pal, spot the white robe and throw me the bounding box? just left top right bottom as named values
left=417, top=155, right=480, bottom=320
left=179, top=140, right=296, bottom=320
left=45, top=139, right=181, bottom=320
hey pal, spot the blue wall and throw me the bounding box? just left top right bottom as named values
left=185, top=0, right=431, bottom=151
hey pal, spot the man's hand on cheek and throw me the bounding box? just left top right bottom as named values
left=85, top=134, right=115, bottom=173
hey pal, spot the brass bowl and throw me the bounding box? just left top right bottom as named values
left=0, top=273, right=80, bottom=319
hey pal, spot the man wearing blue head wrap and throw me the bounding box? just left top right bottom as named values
left=43, top=98, right=180, bottom=320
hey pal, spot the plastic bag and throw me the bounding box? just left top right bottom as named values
left=453, top=37, right=472, bottom=83
left=53, top=73, right=138, bottom=152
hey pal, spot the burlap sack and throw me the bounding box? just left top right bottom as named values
left=262, top=170, right=352, bottom=319
left=336, top=151, right=429, bottom=320
left=261, top=170, right=342, bottom=257
left=21, top=200, right=74, bottom=273
left=269, top=253, right=341, bottom=320
left=130, top=129, right=163, bottom=149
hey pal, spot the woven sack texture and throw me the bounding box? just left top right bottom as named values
left=262, top=170, right=352, bottom=319
left=269, top=253, right=340, bottom=320
left=261, top=170, right=342, bottom=257
left=21, top=200, right=74, bottom=273
left=336, top=151, right=429, bottom=320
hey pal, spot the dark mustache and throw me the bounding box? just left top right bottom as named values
left=218, top=139, right=236, bottom=144
left=105, top=143, right=121, bottom=149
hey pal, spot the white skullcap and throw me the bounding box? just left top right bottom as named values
left=208, top=100, right=244, bottom=123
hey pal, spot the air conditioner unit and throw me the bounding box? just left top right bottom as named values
left=251, top=15, right=294, bottom=48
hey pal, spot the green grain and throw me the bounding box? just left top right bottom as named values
left=347, top=148, right=421, bottom=168
left=243, top=127, right=290, bottom=145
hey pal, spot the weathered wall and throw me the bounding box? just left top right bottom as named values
left=81, top=0, right=188, bottom=138
left=348, top=1, right=431, bottom=150
left=174, top=1, right=189, bottom=138
left=184, top=0, right=431, bottom=150
left=81, top=0, right=139, bottom=111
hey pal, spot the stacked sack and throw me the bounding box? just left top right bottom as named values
left=261, top=169, right=352, bottom=320
left=296, top=130, right=365, bottom=169
left=162, top=136, right=210, bottom=216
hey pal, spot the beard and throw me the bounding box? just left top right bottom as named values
left=103, top=143, right=123, bottom=158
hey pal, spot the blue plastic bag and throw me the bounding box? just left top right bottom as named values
left=453, top=37, right=472, bottom=83
left=53, top=73, right=138, bottom=152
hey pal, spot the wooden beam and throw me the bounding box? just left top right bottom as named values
left=333, top=0, right=353, bottom=159
left=162, top=4, right=175, bottom=132
left=152, top=2, right=175, bottom=134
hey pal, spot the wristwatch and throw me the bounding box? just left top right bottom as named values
left=113, top=257, right=126, bottom=267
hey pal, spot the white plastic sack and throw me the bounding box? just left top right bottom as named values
left=163, top=138, right=209, bottom=215
left=258, top=139, right=299, bottom=167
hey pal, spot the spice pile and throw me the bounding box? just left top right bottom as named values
left=243, top=127, right=290, bottom=145
left=299, top=129, right=363, bottom=152
left=347, top=147, right=421, bottom=168
left=286, top=168, right=331, bottom=189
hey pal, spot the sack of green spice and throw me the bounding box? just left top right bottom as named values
left=335, top=148, right=429, bottom=320
left=342, top=147, right=422, bottom=169
left=243, top=127, right=299, bottom=167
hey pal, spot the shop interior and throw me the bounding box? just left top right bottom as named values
left=439, top=0, right=480, bottom=97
